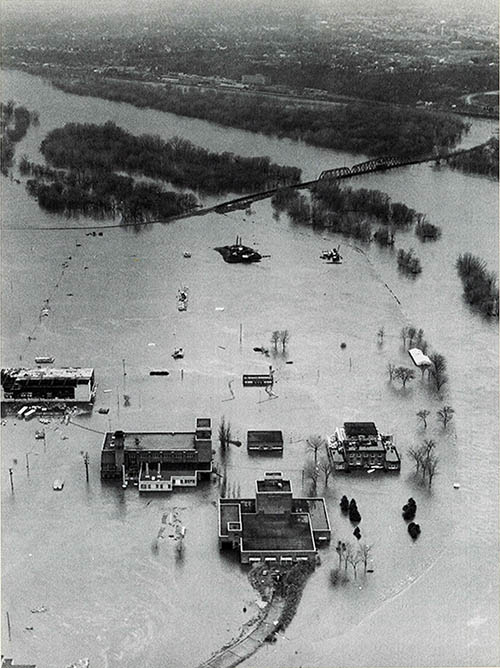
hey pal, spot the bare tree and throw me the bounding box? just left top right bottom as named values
left=408, top=446, right=424, bottom=474
left=346, top=546, right=362, bottom=579
left=306, top=435, right=325, bottom=467
left=426, top=454, right=439, bottom=488
left=270, top=330, right=280, bottom=350
left=377, top=327, right=384, bottom=344
left=359, top=543, right=373, bottom=575
left=387, top=362, right=396, bottom=382
left=421, top=439, right=436, bottom=478
left=437, top=405, right=455, bottom=429
left=400, top=326, right=410, bottom=348
left=416, top=409, right=430, bottom=429
left=394, top=366, right=416, bottom=388
left=279, top=329, right=290, bottom=351
left=318, top=455, right=333, bottom=486
left=218, top=416, right=232, bottom=453
left=335, top=540, right=347, bottom=569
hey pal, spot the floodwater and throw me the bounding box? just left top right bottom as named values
left=0, top=69, right=498, bottom=668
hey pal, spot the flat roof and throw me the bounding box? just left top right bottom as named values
left=220, top=503, right=241, bottom=535
left=241, top=513, right=314, bottom=552
left=247, top=431, right=283, bottom=444
left=344, top=422, right=378, bottom=437
left=104, top=431, right=196, bottom=451
left=293, top=498, right=330, bottom=532
left=256, top=478, right=291, bottom=493
left=2, top=367, right=94, bottom=380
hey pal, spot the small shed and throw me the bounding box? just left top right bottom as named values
left=247, top=430, right=284, bottom=454
left=408, top=348, right=432, bottom=368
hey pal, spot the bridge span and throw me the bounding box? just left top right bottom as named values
left=211, top=142, right=488, bottom=215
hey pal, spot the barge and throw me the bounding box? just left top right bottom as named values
left=215, top=236, right=262, bottom=264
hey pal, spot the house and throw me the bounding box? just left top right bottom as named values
left=101, top=418, right=213, bottom=491
left=327, top=422, right=400, bottom=472
left=218, top=472, right=330, bottom=565
left=1, top=367, right=96, bottom=403
left=247, top=430, right=284, bottom=454
left=1, top=659, right=36, bottom=668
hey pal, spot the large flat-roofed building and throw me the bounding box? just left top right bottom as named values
left=328, top=421, right=400, bottom=472
left=219, top=472, right=330, bottom=565
left=101, top=418, right=213, bottom=492
left=1, top=367, right=96, bottom=403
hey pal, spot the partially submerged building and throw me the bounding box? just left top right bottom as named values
left=1, top=367, right=96, bottom=403
left=100, top=418, right=213, bottom=492
left=218, top=472, right=330, bottom=565
left=247, top=430, right=284, bottom=454
left=327, top=422, right=400, bottom=472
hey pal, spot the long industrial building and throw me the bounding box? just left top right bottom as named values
left=1, top=367, right=96, bottom=403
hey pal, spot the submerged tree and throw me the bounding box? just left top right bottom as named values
left=394, top=366, right=416, bottom=389
left=306, top=435, right=325, bottom=467
left=437, top=405, right=455, bottom=429
left=416, top=409, right=430, bottom=429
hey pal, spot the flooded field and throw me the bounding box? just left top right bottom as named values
left=1, top=69, right=498, bottom=668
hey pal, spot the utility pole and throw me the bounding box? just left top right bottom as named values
left=82, top=452, right=89, bottom=482
left=8, top=467, right=14, bottom=493
left=239, top=323, right=243, bottom=345
left=6, top=610, right=12, bottom=641
left=26, top=453, right=30, bottom=475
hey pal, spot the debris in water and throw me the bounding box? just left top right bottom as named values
left=453, top=483, right=460, bottom=489
left=31, top=605, right=48, bottom=613
left=215, top=307, right=225, bottom=311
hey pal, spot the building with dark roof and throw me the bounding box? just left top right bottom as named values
left=247, top=430, right=284, bottom=454
left=101, top=418, right=212, bottom=492
left=327, top=421, right=400, bottom=472
left=1, top=658, right=36, bottom=668
left=218, top=472, right=330, bottom=565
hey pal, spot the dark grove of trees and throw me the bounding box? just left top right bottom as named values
left=447, top=137, right=499, bottom=179
left=51, top=76, right=466, bottom=159
left=1, top=100, right=38, bottom=175
left=415, top=219, right=442, bottom=241
left=39, top=121, right=301, bottom=195
left=21, top=158, right=198, bottom=221
left=456, top=253, right=499, bottom=317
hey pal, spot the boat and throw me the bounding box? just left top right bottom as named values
left=320, top=247, right=343, bottom=264
left=149, top=369, right=170, bottom=376
left=35, top=356, right=55, bottom=364
left=215, top=236, right=263, bottom=264
left=177, top=287, right=189, bottom=311
left=98, top=407, right=110, bottom=414
left=183, top=251, right=192, bottom=258
left=172, top=348, right=184, bottom=359
left=53, top=479, right=64, bottom=491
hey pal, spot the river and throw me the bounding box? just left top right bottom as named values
left=1, top=69, right=498, bottom=668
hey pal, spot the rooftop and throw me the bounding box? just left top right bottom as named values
left=247, top=430, right=283, bottom=445
left=344, top=422, right=378, bottom=437
left=256, top=478, right=291, bottom=493
left=241, top=513, right=314, bottom=552
left=104, top=431, right=197, bottom=452
left=2, top=367, right=94, bottom=380
left=219, top=502, right=241, bottom=535
left=293, top=498, right=330, bottom=532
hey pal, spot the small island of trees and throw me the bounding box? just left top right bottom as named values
left=456, top=253, right=499, bottom=317
left=447, top=137, right=499, bottom=179
left=1, top=100, right=39, bottom=175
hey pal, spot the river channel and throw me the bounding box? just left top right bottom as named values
left=1, top=69, right=498, bottom=668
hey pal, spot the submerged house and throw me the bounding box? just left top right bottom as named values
left=101, top=418, right=213, bottom=491
left=327, top=422, right=400, bottom=472
left=218, top=472, right=330, bottom=565
left=1, top=367, right=96, bottom=403
left=247, top=430, right=284, bottom=454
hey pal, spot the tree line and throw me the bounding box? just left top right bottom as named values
left=21, top=158, right=198, bottom=222
left=51, top=76, right=466, bottom=159
left=447, top=137, right=499, bottom=179
left=39, top=121, right=301, bottom=195
left=456, top=253, right=499, bottom=318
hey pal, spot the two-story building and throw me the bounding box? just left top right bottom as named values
left=101, top=418, right=213, bottom=492
left=218, top=472, right=330, bottom=566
